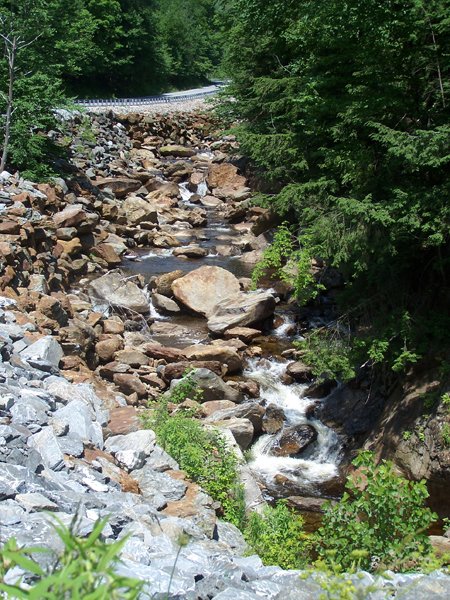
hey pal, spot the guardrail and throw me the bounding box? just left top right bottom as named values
left=75, top=89, right=220, bottom=108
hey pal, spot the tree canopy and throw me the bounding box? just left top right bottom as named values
left=220, top=0, right=450, bottom=376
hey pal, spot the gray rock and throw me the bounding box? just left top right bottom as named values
left=52, top=399, right=103, bottom=448
left=0, top=464, right=31, bottom=499
left=144, top=446, right=179, bottom=472
left=28, top=427, right=65, bottom=471
left=207, top=291, right=276, bottom=335
left=20, top=337, right=63, bottom=369
left=152, top=293, right=181, bottom=314
left=57, top=434, right=84, bottom=457
left=105, top=429, right=156, bottom=457
left=213, top=417, right=254, bottom=451
left=188, top=369, right=243, bottom=403
left=15, top=492, right=58, bottom=512
left=89, top=270, right=149, bottom=314
left=133, top=467, right=187, bottom=506
left=0, top=499, right=25, bottom=525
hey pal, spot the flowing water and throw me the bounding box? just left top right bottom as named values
left=245, top=359, right=342, bottom=497
left=125, top=153, right=343, bottom=498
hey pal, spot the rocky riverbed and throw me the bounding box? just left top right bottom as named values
left=1, top=109, right=449, bottom=597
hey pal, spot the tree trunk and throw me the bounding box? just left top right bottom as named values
left=0, top=36, right=16, bottom=173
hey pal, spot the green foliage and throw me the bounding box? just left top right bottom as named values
left=168, top=371, right=204, bottom=405
left=441, top=423, right=450, bottom=447
left=252, top=224, right=324, bottom=303
left=294, top=327, right=356, bottom=382
left=403, top=430, right=412, bottom=441
left=243, top=501, right=311, bottom=570
left=0, top=518, right=141, bottom=598
left=145, top=401, right=245, bottom=527
left=316, top=451, right=438, bottom=572
left=221, top=0, right=450, bottom=377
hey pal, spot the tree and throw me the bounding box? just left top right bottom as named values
left=0, top=0, right=66, bottom=177
left=0, top=14, right=40, bottom=171
left=221, top=0, right=450, bottom=375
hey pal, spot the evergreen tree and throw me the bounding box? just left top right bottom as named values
left=222, top=0, right=450, bottom=374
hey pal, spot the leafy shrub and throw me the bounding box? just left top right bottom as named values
left=243, top=501, right=311, bottom=570
left=316, top=451, right=437, bottom=572
left=146, top=402, right=245, bottom=527
left=252, top=224, right=324, bottom=304
left=0, top=518, right=141, bottom=599
left=295, top=327, right=356, bottom=382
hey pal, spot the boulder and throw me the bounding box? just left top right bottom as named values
left=160, top=361, right=224, bottom=381
left=224, top=327, right=261, bottom=343
left=271, top=424, right=318, bottom=457
left=142, top=343, right=186, bottom=363
left=89, top=271, right=149, bottom=313
left=214, top=417, right=254, bottom=451
left=152, top=293, right=180, bottom=314
left=200, top=400, right=237, bottom=418
left=262, top=404, right=286, bottom=434
left=95, top=177, right=141, bottom=198
left=113, top=373, right=147, bottom=398
left=172, top=266, right=240, bottom=318
left=20, top=337, right=63, bottom=369
left=150, top=270, right=184, bottom=297
left=122, top=197, right=158, bottom=225
left=159, top=145, right=195, bottom=158
left=183, top=345, right=243, bottom=374
left=206, top=402, right=265, bottom=434
left=286, top=361, right=313, bottom=383
left=95, top=337, right=124, bottom=363
left=207, top=291, right=276, bottom=334
left=207, top=163, right=246, bottom=190
left=173, top=246, right=208, bottom=259
left=188, top=368, right=243, bottom=403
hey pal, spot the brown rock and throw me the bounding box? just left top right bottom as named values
left=142, top=343, right=186, bottom=363
left=103, top=319, right=125, bottom=334
left=113, top=373, right=147, bottom=397
left=98, top=361, right=131, bottom=380
left=37, top=295, right=69, bottom=326
left=262, top=404, right=286, bottom=434
left=183, top=345, right=243, bottom=374
left=151, top=270, right=184, bottom=297
left=114, top=349, right=149, bottom=367
left=161, top=361, right=224, bottom=382
left=95, top=177, right=142, bottom=198
left=53, top=205, right=88, bottom=229
left=271, top=425, right=318, bottom=457
left=91, top=244, right=122, bottom=266
left=96, top=337, right=124, bottom=362
left=107, top=406, right=140, bottom=436
left=286, top=361, right=313, bottom=383
left=172, top=266, right=240, bottom=318
left=207, top=163, right=246, bottom=190
left=200, top=400, right=237, bottom=417
left=0, top=220, right=20, bottom=235
left=224, top=327, right=261, bottom=343
left=57, top=237, right=82, bottom=256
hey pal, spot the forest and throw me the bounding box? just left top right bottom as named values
left=220, top=0, right=450, bottom=385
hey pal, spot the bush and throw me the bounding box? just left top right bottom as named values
left=243, top=501, right=311, bottom=570
left=146, top=401, right=245, bottom=528
left=316, top=451, right=438, bottom=572
left=0, top=517, right=141, bottom=599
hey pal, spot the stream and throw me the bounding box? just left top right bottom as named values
left=123, top=150, right=344, bottom=504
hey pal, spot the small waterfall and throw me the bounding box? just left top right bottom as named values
left=245, top=359, right=342, bottom=495
left=197, top=181, right=208, bottom=197
left=274, top=314, right=296, bottom=338
left=179, top=182, right=196, bottom=205
left=149, top=296, right=168, bottom=321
